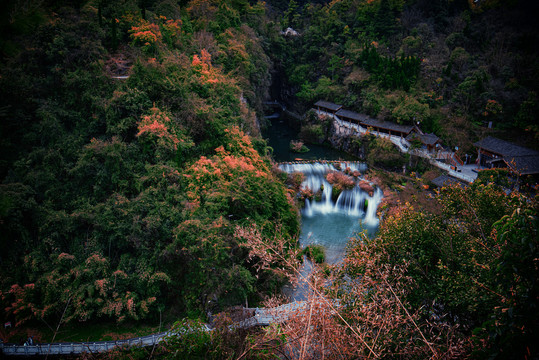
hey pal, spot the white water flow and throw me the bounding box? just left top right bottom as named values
left=279, top=162, right=382, bottom=227
left=279, top=162, right=382, bottom=301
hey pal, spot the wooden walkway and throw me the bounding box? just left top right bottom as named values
left=316, top=109, right=477, bottom=183
left=0, top=333, right=169, bottom=356
left=0, top=302, right=306, bottom=356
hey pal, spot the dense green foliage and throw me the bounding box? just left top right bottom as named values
left=0, top=0, right=537, bottom=358
left=273, top=0, right=539, bottom=152
left=0, top=0, right=299, bottom=328
left=358, top=45, right=420, bottom=91
left=301, top=244, right=325, bottom=263
left=366, top=135, right=407, bottom=170
left=358, top=184, right=538, bottom=357
left=163, top=319, right=218, bottom=359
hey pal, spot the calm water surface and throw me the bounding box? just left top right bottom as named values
left=265, top=115, right=380, bottom=300
left=264, top=116, right=356, bottom=162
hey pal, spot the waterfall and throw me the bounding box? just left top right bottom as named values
left=364, top=187, right=382, bottom=226
left=278, top=162, right=382, bottom=225
left=278, top=162, right=367, bottom=174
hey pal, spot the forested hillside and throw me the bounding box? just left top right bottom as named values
left=0, top=0, right=299, bottom=328
left=272, top=0, right=539, bottom=153
left=0, top=0, right=537, bottom=359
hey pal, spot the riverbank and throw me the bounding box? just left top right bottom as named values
left=263, top=111, right=358, bottom=162
left=366, top=167, right=440, bottom=217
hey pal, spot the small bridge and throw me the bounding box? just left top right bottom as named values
left=0, top=333, right=168, bottom=357
left=0, top=302, right=307, bottom=357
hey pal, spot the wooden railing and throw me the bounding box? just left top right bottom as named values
left=0, top=333, right=168, bottom=356
left=438, top=152, right=460, bottom=168
left=453, top=153, right=464, bottom=166
left=1, top=302, right=307, bottom=357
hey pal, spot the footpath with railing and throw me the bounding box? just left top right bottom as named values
left=315, top=109, right=478, bottom=183
left=0, top=302, right=306, bottom=357
left=0, top=333, right=169, bottom=357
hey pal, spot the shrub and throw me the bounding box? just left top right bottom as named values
left=129, top=20, right=162, bottom=54
left=286, top=172, right=305, bottom=193
left=326, top=171, right=355, bottom=190
left=300, top=187, right=314, bottom=202
left=475, top=168, right=511, bottom=188
left=289, top=140, right=310, bottom=153
left=366, top=137, right=406, bottom=170
left=302, top=245, right=326, bottom=264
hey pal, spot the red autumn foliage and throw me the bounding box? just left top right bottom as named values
left=129, top=21, right=162, bottom=51
left=358, top=180, right=375, bottom=196
left=136, top=107, right=192, bottom=157
left=326, top=171, right=355, bottom=191
left=191, top=49, right=221, bottom=84
left=235, top=222, right=470, bottom=359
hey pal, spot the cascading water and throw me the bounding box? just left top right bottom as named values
left=265, top=115, right=382, bottom=298
left=280, top=161, right=382, bottom=300
left=279, top=162, right=382, bottom=227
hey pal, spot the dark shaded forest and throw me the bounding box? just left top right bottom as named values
left=272, top=0, right=539, bottom=154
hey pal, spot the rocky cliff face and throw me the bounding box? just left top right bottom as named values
left=327, top=122, right=368, bottom=159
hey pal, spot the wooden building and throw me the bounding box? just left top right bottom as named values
left=474, top=136, right=539, bottom=176
left=361, top=118, right=416, bottom=138
left=335, top=109, right=367, bottom=125
left=406, top=132, right=442, bottom=153
left=334, top=107, right=418, bottom=138
left=314, top=100, right=342, bottom=115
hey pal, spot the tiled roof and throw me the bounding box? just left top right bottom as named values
left=314, top=100, right=342, bottom=111
left=431, top=175, right=466, bottom=188
left=474, top=137, right=539, bottom=175
left=362, top=118, right=415, bottom=134
left=335, top=109, right=366, bottom=121
left=335, top=108, right=415, bottom=134
left=406, top=132, right=441, bottom=145
left=505, top=155, right=539, bottom=175
left=474, top=136, right=538, bottom=157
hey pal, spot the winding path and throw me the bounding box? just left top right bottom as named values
left=0, top=302, right=306, bottom=356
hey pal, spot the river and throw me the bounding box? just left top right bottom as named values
left=264, top=114, right=381, bottom=300
left=264, top=113, right=357, bottom=162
